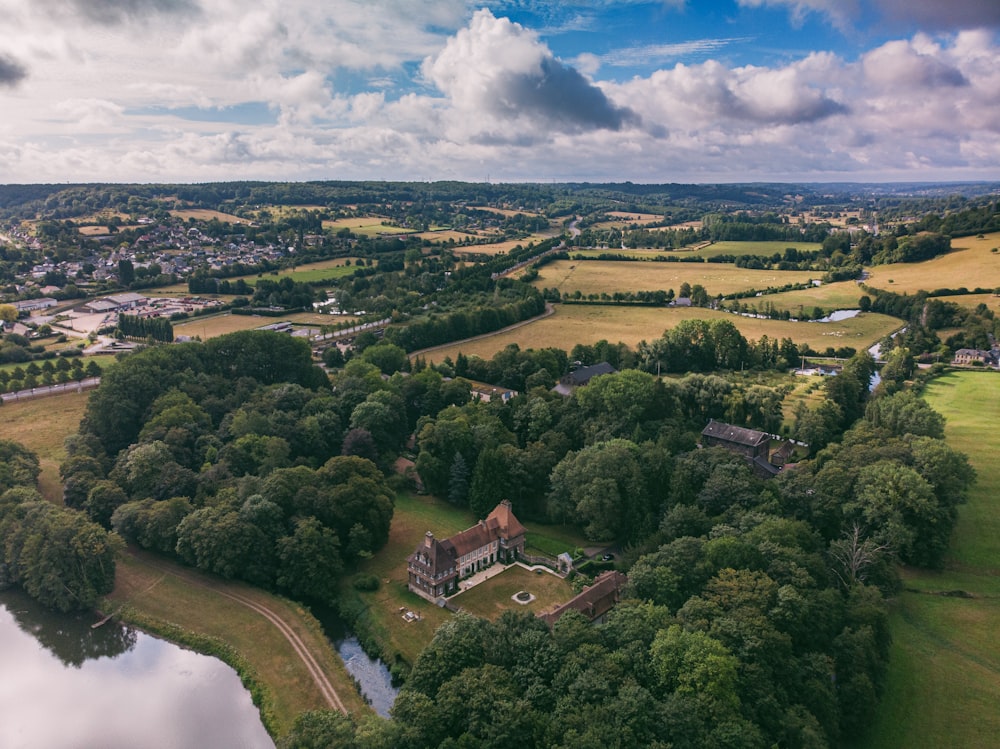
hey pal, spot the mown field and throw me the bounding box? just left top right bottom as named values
left=864, top=232, right=1000, bottom=295
left=533, top=259, right=821, bottom=297
left=322, top=216, right=413, bottom=236
left=751, top=280, right=867, bottom=316
left=424, top=304, right=902, bottom=363
left=170, top=208, right=247, bottom=223
left=858, top=372, right=1000, bottom=749
left=172, top=311, right=357, bottom=340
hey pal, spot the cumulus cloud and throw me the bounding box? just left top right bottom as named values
left=0, top=53, right=27, bottom=87
left=862, top=38, right=968, bottom=89
left=425, top=9, right=639, bottom=135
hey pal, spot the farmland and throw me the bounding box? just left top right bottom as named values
left=423, top=304, right=901, bottom=363
left=859, top=372, right=1000, bottom=749
left=864, top=231, right=1000, bottom=294
left=533, top=258, right=821, bottom=297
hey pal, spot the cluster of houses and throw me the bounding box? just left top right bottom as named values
left=952, top=347, right=1000, bottom=368
left=3, top=218, right=290, bottom=306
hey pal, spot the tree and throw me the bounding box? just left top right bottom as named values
left=0, top=440, right=41, bottom=492
left=277, top=517, right=343, bottom=602
left=0, top=303, right=17, bottom=325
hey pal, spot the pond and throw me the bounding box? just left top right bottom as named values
left=813, top=309, right=860, bottom=323
left=335, top=636, right=398, bottom=718
left=0, top=588, right=274, bottom=749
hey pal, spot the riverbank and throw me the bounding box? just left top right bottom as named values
left=103, top=549, right=372, bottom=739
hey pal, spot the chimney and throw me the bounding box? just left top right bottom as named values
left=424, top=531, right=434, bottom=548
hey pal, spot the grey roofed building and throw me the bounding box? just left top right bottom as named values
left=560, top=362, right=617, bottom=386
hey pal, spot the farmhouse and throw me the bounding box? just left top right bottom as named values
left=554, top=362, right=617, bottom=395
left=407, top=500, right=527, bottom=602
left=952, top=348, right=997, bottom=367
left=701, top=419, right=781, bottom=478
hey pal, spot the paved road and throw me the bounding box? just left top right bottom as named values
left=1, top=378, right=100, bottom=403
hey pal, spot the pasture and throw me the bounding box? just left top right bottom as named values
left=859, top=371, right=1000, bottom=749
left=534, top=259, right=822, bottom=297
left=864, top=232, right=1000, bottom=295
left=423, top=304, right=902, bottom=363
left=1, top=390, right=89, bottom=503
left=747, top=280, right=867, bottom=316
left=322, top=216, right=413, bottom=236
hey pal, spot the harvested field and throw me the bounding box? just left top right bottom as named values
left=534, top=259, right=820, bottom=297
left=169, top=209, right=246, bottom=223
left=864, top=232, right=1000, bottom=295
left=424, top=304, right=902, bottom=363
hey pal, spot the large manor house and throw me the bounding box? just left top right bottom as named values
left=407, top=500, right=526, bottom=601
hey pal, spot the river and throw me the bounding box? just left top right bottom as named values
left=0, top=588, right=274, bottom=749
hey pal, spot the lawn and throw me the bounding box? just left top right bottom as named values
left=858, top=371, right=1000, bottom=749
left=451, top=565, right=575, bottom=620
left=345, top=491, right=587, bottom=666
left=533, top=259, right=821, bottom=297
left=425, top=304, right=902, bottom=364
left=864, top=232, right=1000, bottom=295
left=1, top=390, right=89, bottom=502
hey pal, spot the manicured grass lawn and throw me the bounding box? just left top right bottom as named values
left=858, top=371, right=1000, bottom=749
left=864, top=232, right=1000, bottom=295
left=534, top=258, right=820, bottom=297
left=347, top=491, right=587, bottom=666
left=425, top=304, right=902, bottom=364
left=451, top=565, right=575, bottom=620
left=1, top=390, right=89, bottom=503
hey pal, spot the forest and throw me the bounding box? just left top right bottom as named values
left=0, top=320, right=976, bottom=748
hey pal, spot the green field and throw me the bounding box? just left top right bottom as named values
left=451, top=565, right=575, bottom=620
left=424, top=304, right=902, bottom=363
left=749, top=280, right=868, bottom=316
left=859, top=372, right=1000, bottom=748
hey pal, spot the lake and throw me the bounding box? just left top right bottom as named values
left=0, top=588, right=274, bottom=749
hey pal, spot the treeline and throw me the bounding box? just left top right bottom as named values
left=117, top=313, right=173, bottom=342
left=0, top=440, right=123, bottom=613
left=384, top=289, right=546, bottom=352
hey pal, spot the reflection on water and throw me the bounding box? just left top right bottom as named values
left=0, top=588, right=274, bottom=749
left=336, top=636, right=399, bottom=718
left=3, top=587, right=137, bottom=667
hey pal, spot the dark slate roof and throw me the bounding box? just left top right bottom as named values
left=701, top=419, right=769, bottom=448
left=563, top=362, right=617, bottom=386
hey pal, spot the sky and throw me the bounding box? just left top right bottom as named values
left=0, top=0, right=999, bottom=185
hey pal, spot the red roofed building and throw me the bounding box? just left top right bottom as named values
left=539, top=570, right=628, bottom=627
left=407, top=500, right=527, bottom=602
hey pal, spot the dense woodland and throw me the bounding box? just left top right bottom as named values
left=0, top=322, right=977, bottom=748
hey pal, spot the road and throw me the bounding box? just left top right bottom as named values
left=1, top=378, right=100, bottom=403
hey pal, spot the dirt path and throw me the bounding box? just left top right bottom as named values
left=129, top=551, right=347, bottom=714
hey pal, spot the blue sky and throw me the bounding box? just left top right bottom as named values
left=0, top=0, right=998, bottom=183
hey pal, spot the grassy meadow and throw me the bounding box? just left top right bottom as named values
left=424, top=304, right=902, bottom=363
left=533, top=258, right=821, bottom=297
left=1, top=390, right=89, bottom=502
left=858, top=372, right=1000, bottom=749
left=750, top=280, right=868, bottom=316
left=170, top=208, right=247, bottom=223
left=864, top=232, right=1000, bottom=295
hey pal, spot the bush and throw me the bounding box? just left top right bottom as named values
left=352, top=573, right=380, bottom=592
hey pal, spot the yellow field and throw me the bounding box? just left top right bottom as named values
left=173, top=313, right=285, bottom=339
left=459, top=235, right=555, bottom=257
left=169, top=209, right=247, bottom=223
left=750, top=281, right=867, bottom=315
left=413, top=230, right=482, bottom=244
left=533, top=259, right=820, bottom=296
left=865, top=232, right=1000, bottom=294
left=424, top=305, right=902, bottom=363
